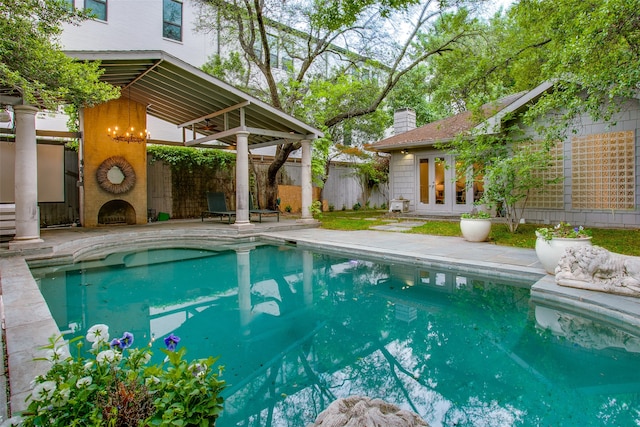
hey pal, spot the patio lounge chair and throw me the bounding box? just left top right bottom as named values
left=249, top=194, right=280, bottom=223
left=201, top=192, right=236, bottom=223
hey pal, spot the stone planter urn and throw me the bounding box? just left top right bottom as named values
left=535, top=235, right=593, bottom=274
left=460, top=217, right=492, bottom=242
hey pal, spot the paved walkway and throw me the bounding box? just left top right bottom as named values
left=1, top=220, right=639, bottom=422
left=263, top=227, right=543, bottom=279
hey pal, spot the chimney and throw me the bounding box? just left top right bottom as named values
left=394, top=108, right=416, bottom=135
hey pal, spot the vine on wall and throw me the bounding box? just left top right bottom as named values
left=147, top=145, right=236, bottom=218
left=147, top=145, right=236, bottom=170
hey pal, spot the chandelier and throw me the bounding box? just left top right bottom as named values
left=107, top=88, right=150, bottom=143
left=107, top=125, right=150, bottom=143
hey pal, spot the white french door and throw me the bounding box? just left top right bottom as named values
left=417, top=155, right=475, bottom=213
left=418, top=155, right=449, bottom=211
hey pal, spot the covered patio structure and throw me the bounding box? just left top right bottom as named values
left=5, top=50, right=322, bottom=245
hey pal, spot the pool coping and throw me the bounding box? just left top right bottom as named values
left=2, top=226, right=640, bottom=420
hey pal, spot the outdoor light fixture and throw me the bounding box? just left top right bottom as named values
left=0, top=107, right=11, bottom=124
left=107, top=88, right=150, bottom=143
left=400, top=149, right=409, bottom=154
left=107, top=125, right=150, bottom=143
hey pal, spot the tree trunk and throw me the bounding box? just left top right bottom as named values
left=265, top=141, right=300, bottom=209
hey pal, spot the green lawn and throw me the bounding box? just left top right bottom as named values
left=318, top=210, right=640, bottom=256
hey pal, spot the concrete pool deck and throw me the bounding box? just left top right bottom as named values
left=1, top=219, right=640, bottom=422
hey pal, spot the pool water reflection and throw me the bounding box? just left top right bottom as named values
left=33, top=244, right=640, bottom=426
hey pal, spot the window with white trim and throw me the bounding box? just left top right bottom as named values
left=163, top=0, right=183, bottom=41
left=85, top=0, right=106, bottom=21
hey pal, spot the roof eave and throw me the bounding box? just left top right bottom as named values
left=478, top=81, right=555, bottom=134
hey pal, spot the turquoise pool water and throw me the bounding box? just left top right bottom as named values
left=34, top=244, right=640, bottom=426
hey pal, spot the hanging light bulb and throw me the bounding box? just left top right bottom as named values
left=106, top=88, right=149, bottom=143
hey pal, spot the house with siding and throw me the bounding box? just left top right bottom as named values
left=372, top=81, right=640, bottom=228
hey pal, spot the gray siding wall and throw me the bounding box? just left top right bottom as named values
left=389, top=153, right=416, bottom=210
left=523, top=97, right=640, bottom=228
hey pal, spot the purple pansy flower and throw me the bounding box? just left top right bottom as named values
left=164, top=333, right=181, bottom=351
left=110, top=332, right=135, bottom=349
left=120, top=332, right=134, bottom=348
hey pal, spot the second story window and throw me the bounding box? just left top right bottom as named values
left=85, top=0, right=106, bottom=21
left=163, top=0, right=183, bottom=41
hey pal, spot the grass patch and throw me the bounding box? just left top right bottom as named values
left=406, top=220, right=460, bottom=237
left=318, top=210, right=390, bottom=230
left=319, top=210, right=640, bottom=256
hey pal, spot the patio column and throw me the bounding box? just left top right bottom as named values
left=298, top=139, right=316, bottom=223
left=232, top=131, right=254, bottom=230
left=10, top=105, right=43, bottom=246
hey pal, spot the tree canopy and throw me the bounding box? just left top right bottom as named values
left=428, top=0, right=640, bottom=129
left=0, top=0, right=118, bottom=109
left=195, top=0, right=494, bottom=206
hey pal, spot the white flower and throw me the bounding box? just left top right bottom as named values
left=45, top=347, right=66, bottom=364
left=86, top=324, right=109, bottom=344
left=76, top=376, right=92, bottom=388
left=31, top=381, right=56, bottom=402
left=189, top=362, right=207, bottom=378
left=53, top=387, right=70, bottom=406
left=96, top=349, right=121, bottom=365
left=83, top=361, right=94, bottom=371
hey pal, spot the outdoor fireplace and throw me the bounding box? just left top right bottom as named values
left=97, top=200, right=136, bottom=225
left=81, top=98, right=148, bottom=227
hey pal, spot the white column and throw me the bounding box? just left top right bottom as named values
left=11, top=105, right=43, bottom=244
left=232, top=131, right=254, bottom=230
left=298, top=139, right=316, bottom=223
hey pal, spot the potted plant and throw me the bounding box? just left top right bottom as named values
left=460, top=209, right=492, bottom=242
left=535, top=222, right=593, bottom=274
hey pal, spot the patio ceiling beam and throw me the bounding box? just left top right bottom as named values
left=183, top=126, right=244, bottom=146
left=244, top=127, right=307, bottom=141
left=184, top=125, right=313, bottom=147
left=177, top=101, right=251, bottom=129
left=122, top=59, right=164, bottom=90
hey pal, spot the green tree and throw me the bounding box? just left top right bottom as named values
left=430, top=0, right=640, bottom=232
left=195, top=0, right=492, bottom=208
left=386, top=64, right=447, bottom=126
left=445, top=126, right=560, bottom=233
left=0, top=0, right=118, bottom=108
left=428, top=0, right=640, bottom=130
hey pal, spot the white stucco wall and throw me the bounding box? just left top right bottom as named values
left=61, top=0, right=217, bottom=67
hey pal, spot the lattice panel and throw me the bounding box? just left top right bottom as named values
left=528, top=142, right=564, bottom=209
left=572, top=131, right=635, bottom=209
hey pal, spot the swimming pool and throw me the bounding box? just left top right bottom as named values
left=33, top=243, right=640, bottom=426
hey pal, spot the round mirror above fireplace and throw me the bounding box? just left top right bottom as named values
left=96, top=156, right=136, bottom=194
